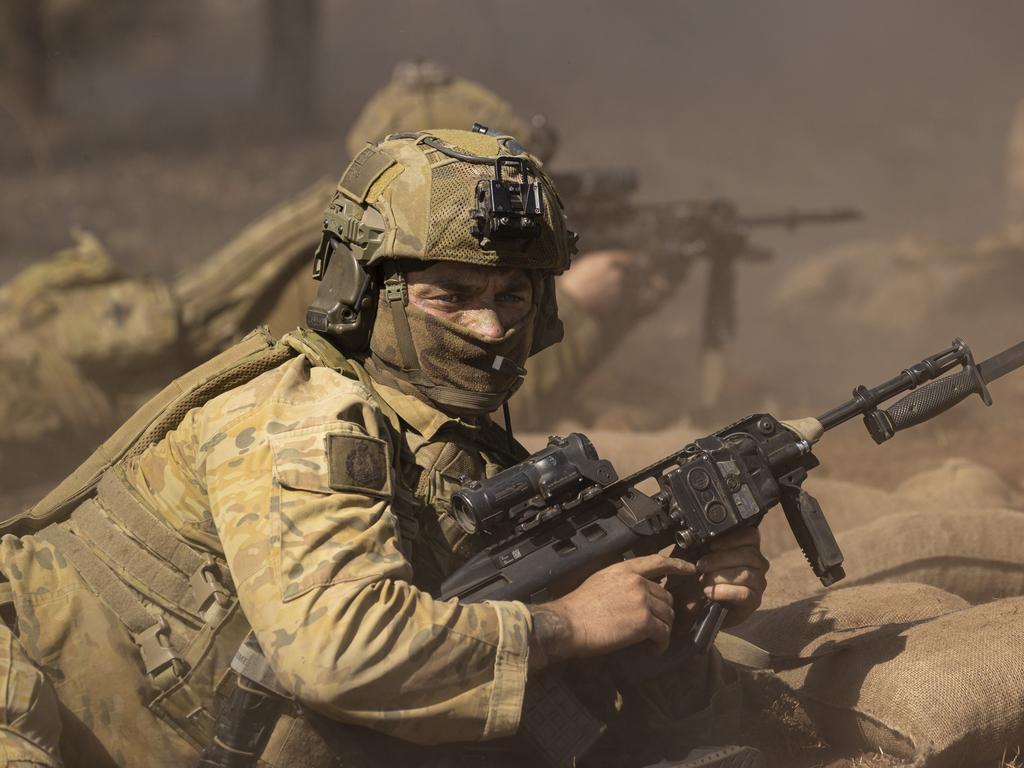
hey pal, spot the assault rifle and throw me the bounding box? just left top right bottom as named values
left=551, top=168, right=863, bottom=407
left=437, top=336, right=1024, bottom=767
left=440, top=336, right=1024, bottom=640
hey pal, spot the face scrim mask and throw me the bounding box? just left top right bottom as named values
left=368, top=278, right=536, bottom=415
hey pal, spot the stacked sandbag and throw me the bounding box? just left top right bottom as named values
left=894, top=457, right=1023, bottom=512
left=758, top=477, right=926, bottom=559
left=733, top=585, right=1024, bottom=767
left=761, top=507, right=1024, bottom=608
left=733, top=582, right=968, bottom=663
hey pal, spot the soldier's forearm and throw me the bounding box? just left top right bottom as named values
left=527, top=602, right=574, bottom=671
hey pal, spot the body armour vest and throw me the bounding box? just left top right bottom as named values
left=0, top=327, right=527, bottom=768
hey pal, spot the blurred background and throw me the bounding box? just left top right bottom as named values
left=3, top=0, right=1023, bottom=266
left=2, top=0, right=1023, bottom=506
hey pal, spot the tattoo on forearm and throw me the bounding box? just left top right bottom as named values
left=528, top=604, right=572, bottom=670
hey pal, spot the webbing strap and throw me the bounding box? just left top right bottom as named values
left=71, top=500, right=201, bottom=620
left=281, top=328, right=404, bottom=435
left=0, top=581, right=13, bottom=610
left=38, top=524, right=165, bottom=637
left=36, top=524, right=189, bottom=686
left=715, top=631, right=773, bottom=670
left=97, top=470, right=205, bottom=576
left=344, top=359, right=404, bottom=435
left=419, top=381, right=509, bottom=412
left=383, top=271, right=421, bottom=373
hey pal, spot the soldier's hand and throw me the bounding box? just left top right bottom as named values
left=672, top=528, right=769, bottom=628
left=528, top=554, right=695, bottom=668
left=559, top=249, right=671, bottom=315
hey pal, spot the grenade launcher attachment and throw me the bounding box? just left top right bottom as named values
left=439, top=336, right=1024, bottom=653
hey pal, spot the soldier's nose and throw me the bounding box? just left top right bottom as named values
left=463, top=309, right=505, bottom=339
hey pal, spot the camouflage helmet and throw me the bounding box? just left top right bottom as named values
left=307, top=128, right=576, bottom=357
left=345, top=61, right=556, bottom=162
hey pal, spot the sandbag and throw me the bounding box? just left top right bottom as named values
left=895, top=457, right=1023, bottom=512
left=761, top=507, right=1024, bottom=608
left=758, top=477, right=927, bottom=559
left=733, top=582, right=968, bottom=663
left=760, top=592, right=1024, bottom=768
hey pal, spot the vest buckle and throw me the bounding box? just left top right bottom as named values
left=135, top=615, right=183, bottom=679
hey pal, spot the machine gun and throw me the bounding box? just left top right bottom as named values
left=551, top=168, right=863, bottom=408
left=439, top=336, right=1024, bottom=645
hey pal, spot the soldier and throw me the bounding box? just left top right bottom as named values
left=0, top=130, right=769, bottom=767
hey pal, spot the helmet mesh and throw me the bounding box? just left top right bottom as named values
left=425, top=159, right=569, bottom=270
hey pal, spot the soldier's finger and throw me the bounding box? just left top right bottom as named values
left=697, top=546, right=769, bottom=575
left=645, top=610, right=673, bottom=654
left=645, top=579, right=675, bottom=608
left=646, top=590, right=675, bottom=628
left=700, top=567, right=768, bottom=594
left=620, top=554, right=696, bottom=580
left=703, top=583, right=759, bottom=606
left=707, top=526, right=760, bottom=552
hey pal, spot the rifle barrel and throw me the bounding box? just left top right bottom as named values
left=740, top=207, right=863, bottom=229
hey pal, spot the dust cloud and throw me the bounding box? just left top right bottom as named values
left=2, top=0, right=1023, bottom=474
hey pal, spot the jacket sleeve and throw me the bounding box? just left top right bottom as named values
left=196, top=362, right=533, bottom=745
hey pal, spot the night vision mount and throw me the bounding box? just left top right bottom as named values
left=470, top=155, right=546, bottom=244
left=465, top=122, right=546, bottom=245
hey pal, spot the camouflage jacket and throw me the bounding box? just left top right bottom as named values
left=0, top=330, right=539, bottom=767
left=124, top=349, right=534, bottom=741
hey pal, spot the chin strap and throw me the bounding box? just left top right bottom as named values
left=502, top=400, right=515, bottom=454
left=382, top=266, right=420, bottom=372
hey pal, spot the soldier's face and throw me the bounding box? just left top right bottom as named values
left=405, top=262, right=534, bottom=339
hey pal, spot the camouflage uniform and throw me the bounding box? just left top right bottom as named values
left=0, top=131, right=726, bottom=768
left=0, top=327, right=537, bottom=766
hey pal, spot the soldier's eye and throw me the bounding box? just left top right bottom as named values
left=434, top=293, right=465, bottom=305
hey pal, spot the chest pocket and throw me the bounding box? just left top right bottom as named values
left=392, top=437, right=507, bottom=595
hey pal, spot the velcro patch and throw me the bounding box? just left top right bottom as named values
left=326, top=432, right=392, bottom=498
left=338, top=147, right=397, bottom=203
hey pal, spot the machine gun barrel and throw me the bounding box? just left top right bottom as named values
left=739, top=206, right=863, bottom=230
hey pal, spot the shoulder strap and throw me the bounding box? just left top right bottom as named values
left=8, top=328, right=291, bottom=536
left=281, top=327, right=403, bottom=434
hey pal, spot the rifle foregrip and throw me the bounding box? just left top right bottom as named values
left=879, top=368, right=982, bottom=439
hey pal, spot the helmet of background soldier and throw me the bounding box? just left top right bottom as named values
left=344, top=60, right=559, bottom=163
left=307, top=128, right=576, bottom=414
